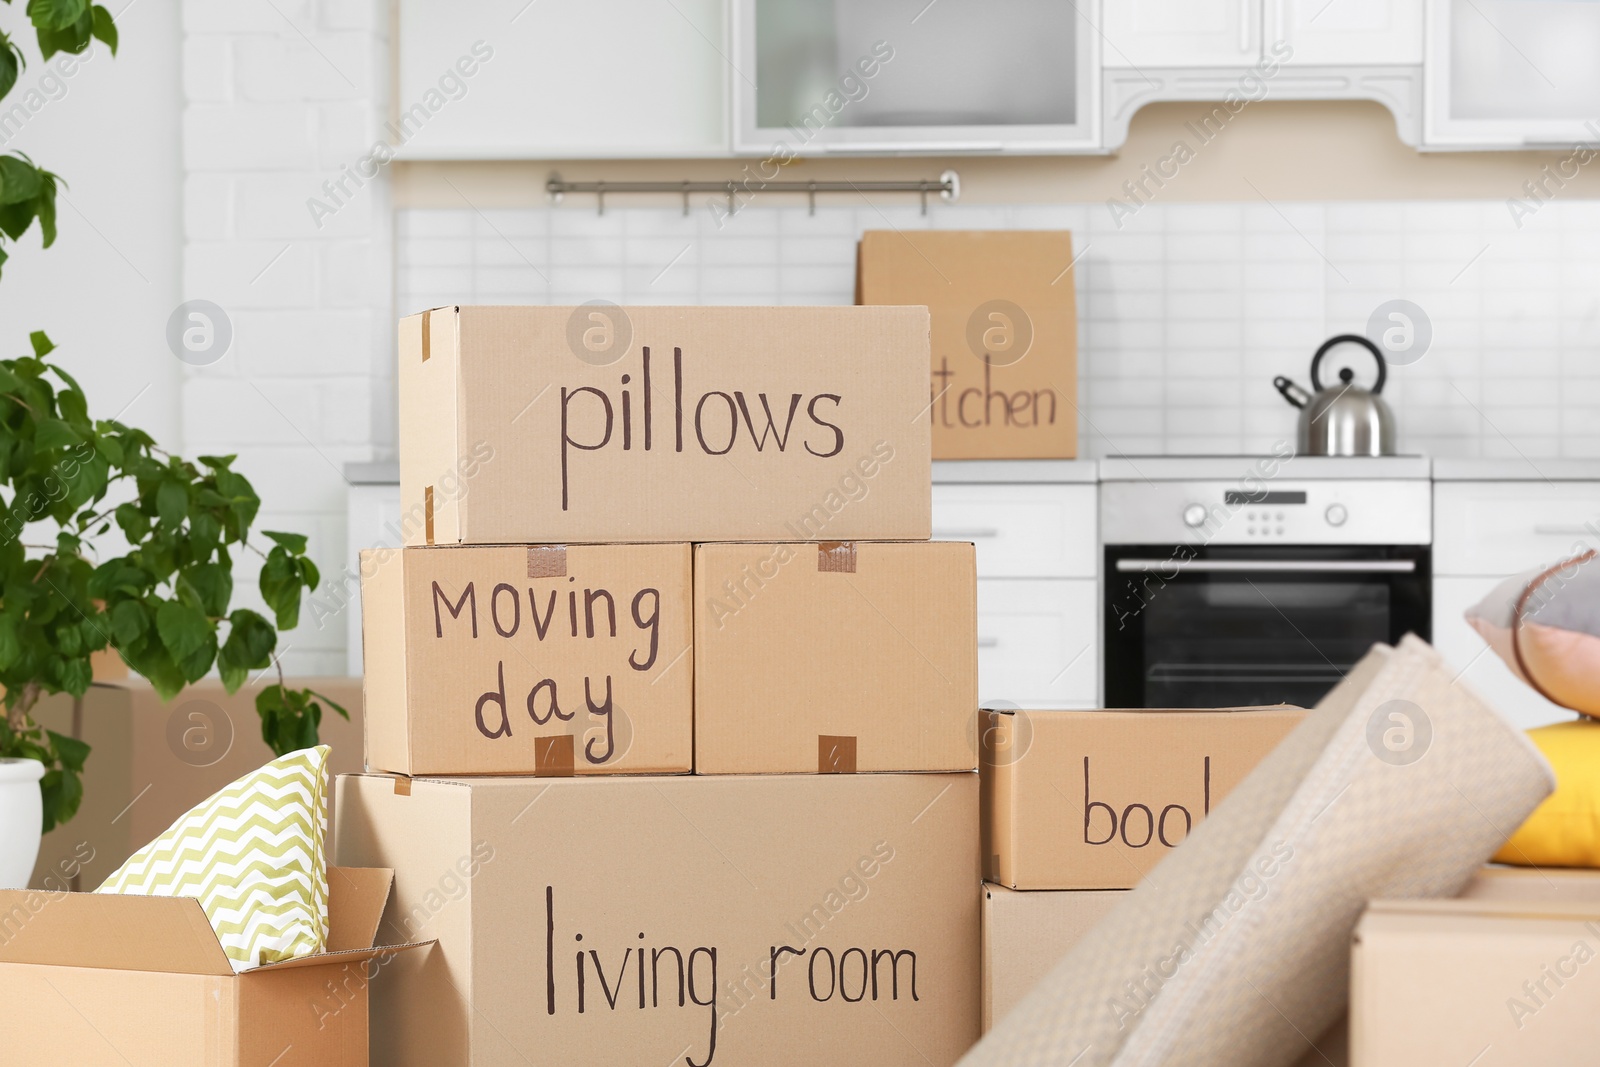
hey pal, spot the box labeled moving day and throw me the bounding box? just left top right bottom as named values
left=0, top=867, right=429, bottom=1067
left=857, top=230, right=1077, bottom=460
left=399, top=305, right=932, bottom=544
left=361, top=543, right=692, bottom=776
left=334, top=771, right=980, bottom=1067
left=981, top=706, right=1304, bottom=890
left=981, top=883, right=1124, bottom=1032
left=694, top=541, right=977, bottom=774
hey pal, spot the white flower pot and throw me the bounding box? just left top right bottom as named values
left=0, top=758, right=44, bottom=889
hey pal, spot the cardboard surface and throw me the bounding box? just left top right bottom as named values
left=981, top=706, right=1304, bottom=890
left=857, top=230, right=1078, bottom=460
left=0, top=867, right=426, bottom=1066
left=1352, top=871, right=1600, bottom=1066
left=334, top=771, right=980, bottom=1067
left=694, top=541, right=977, bottom=774
left=980, top=883, right=1123, bottom=1033
left=398, top=305, right=933, bottom=544
left=362, top=543, right=693, bottom=776
left=31, top=676, right=365, bottom=891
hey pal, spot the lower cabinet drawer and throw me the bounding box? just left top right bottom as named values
left=977, top=578, right=1098, bottom=707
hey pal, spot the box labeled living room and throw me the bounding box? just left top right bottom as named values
left=9, top=4, right=1600, bottom=1067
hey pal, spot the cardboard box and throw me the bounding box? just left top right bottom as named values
left=694, top=541, right=977, bottom=774
left=30, top=676, right=365, bottom=891
left=1351, top=870, right=1600, bottom=1066
left=980, top=706, right=1304, bottom=890
left=0, top=866, right=430, bottom=1066
left=981, top=883, right=1123, bottom=1032
left=857, top=231, right=1078, bottom=460
left=334, top=771, right=980, bottom=1066
left=399, top=305, right=933, bottom=545
left=361, top=543, right=692, bottom=776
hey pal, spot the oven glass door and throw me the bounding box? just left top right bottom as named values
left=1103, top=545, right=1431, bottom=709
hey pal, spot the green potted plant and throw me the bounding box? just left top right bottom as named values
left=0, top=1, right=344, bottom=885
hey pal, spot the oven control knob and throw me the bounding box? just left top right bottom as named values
left=1182, top=504, right=1207, bottom=528
left=1325, top=503, right=1349, bottom=527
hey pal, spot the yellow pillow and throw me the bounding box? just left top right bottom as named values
left=1495, top=720, right=1600, bottom=867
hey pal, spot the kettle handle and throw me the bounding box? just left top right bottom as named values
left=1311, top=334, right=1387, bottom=394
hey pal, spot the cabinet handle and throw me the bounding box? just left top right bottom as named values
left=978, top=637, right=1000, bottom=648
left=824, top=141, right=1004, bottom=154
left=1533, top=523, right=1595, bottom=536
left=933, top=527, right=1000, bottom=539
left=1115, top=558, right=1416, bottom=574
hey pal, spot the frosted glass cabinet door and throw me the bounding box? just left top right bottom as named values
left=732, top=0, right=1100, bottom=153
left=1425, top=0, right=1600, bottom=147
left=1102, top=0, right=1261, bottom=68
left=1271, top=0, right=1423, bottom=65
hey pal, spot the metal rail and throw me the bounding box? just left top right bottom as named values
left=545, top=169, right=960, bottom=216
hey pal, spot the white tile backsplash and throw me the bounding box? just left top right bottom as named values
left=397, top=198, right=1600, bottom=459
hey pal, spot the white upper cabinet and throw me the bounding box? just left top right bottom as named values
left=731, top=0, right=1100, bottom=154
left=1424, top=0, right=1600, bottom=148
left=393, top=0, right=728, bottom=159
left=1272, top=0, right=1423, bottom=65
left=1103, top=0, right=1262, bottom=68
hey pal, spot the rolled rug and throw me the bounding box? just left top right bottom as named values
left=963, top=635, right=1554, bottom=1067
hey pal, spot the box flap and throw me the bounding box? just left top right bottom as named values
left=0, top=889, right=233, bottom=976
left=245, top=939, right=436, bottom=975
left=327, top=866, right=393, bottom=951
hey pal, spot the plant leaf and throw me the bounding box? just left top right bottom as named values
left=88, top=3, right=113, bottom=53
left=155, top=599, right=215, bottom=682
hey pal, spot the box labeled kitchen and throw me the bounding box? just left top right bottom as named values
left=857, top=230, right=1077, bottom=460
left=0, top=867, right=429, bottom=1067
left=334, top=771, right=980, bottom=1067
left=981, top=706, right=1304, bottom=890
left=399, top=305, right=932, bottom=545
left=361, top=543, right=692, bottom=776
left=694, top=541, right=977, bottom=774
left=981, top=883, right=1124, bottom=1032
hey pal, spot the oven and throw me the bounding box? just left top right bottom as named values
left=1099, top=458, right=1433, bottom=709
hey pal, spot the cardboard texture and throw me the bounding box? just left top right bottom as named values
left=980, top=883, right=1123, bottom=1033
left=694, top=541, right=977, bottom=774
left=30, top=676, right=364, bottom=891
left=398, top=305, right=933, bottom=544
left=361, top=543, right=693, bottom=776
left=1351, top=870, right=1600, bottom=1066
left=856, top=230, right=1078, bottom=460
left=980, top=706, right=1304, bottom=890
left=0, top=867, right=430, bottom=1066
left=334, top=771, right=980, bottom=1067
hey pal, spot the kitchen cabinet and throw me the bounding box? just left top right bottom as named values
left=1423, top=0, right=1600, bottom=148
left=1272, top=0, right=1423, bottom=65
left=730, top=0, right=1100, bottom=154
left=934, top=472, right=1100, bottom=708
left=394, top=0, right=727, bottom=159
left=977, top=579, right=1098, bottom=708
left=1103, top=0, right=1261, bottom=69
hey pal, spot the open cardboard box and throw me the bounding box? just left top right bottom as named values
left=0, top=866, right=432, bottom=1065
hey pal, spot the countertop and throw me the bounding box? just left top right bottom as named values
left=1098, top=455, right=1431, bottom=481
left=1433, top=458, right=1600, bottom=481
left=347, top=459, right=1102, bottom=485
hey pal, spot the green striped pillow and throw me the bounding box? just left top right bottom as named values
left=98, top=745, right=330, bottom=972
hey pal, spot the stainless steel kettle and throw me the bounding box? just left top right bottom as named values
left=1274, top=334, right=1395, bottom=457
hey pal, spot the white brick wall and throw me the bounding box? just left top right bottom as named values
left=181, top=0, right=391, bottom=675
left=399, top=197, right=1600, bottom=461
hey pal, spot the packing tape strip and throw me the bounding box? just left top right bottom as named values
left=527, top=546, right=568, bottom=579
left=535, top=734, right=575, bottom=777
left=420, top=308, right=431, bottom=362
left=818, top=734, right=857, bottom=773
left=817, top=541, right=857, bottom=573
left=392, top=776, right=412, bottom=797
left=424, top=486, right=434, bottom=545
